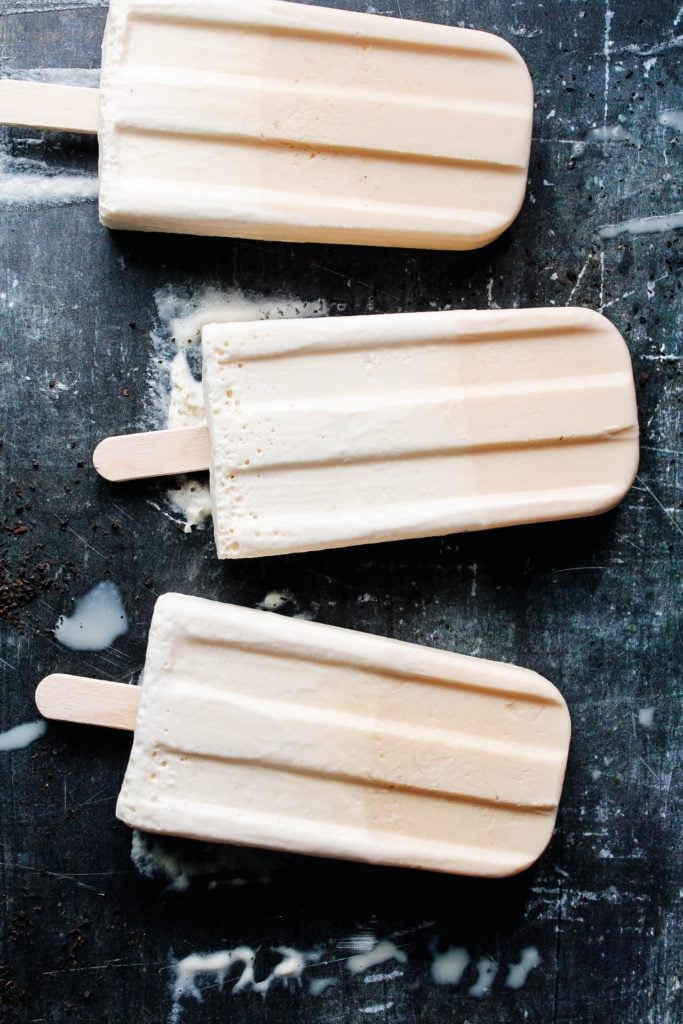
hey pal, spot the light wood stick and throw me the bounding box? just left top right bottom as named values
left=93, top=426, right=211, bottom=482
left=0, top=81, right=100, bottom=134
left=36, top=674, right=139, bottom=732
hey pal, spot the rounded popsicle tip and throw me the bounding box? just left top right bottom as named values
left=488, top=826, right=558, bottom=878
left=35, top=674, right=71, bottom=720
left=34, top=675, right=60, bottom=716
left=93, top=436, right=126, bottom=481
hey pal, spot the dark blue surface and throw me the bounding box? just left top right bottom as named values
left=0, top=1, right=680, bottom=1022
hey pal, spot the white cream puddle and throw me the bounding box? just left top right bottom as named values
left=585, top=124, right=637, bottom=144
left=0, top=720, right=46, bottom=751
left=54, top=581, right=128, bottom=651
left=165, top=480, right=213, bottom=535
left=170, top=945, right=320, bottom=1022
left=431, top=946, right=470, bottom=985
left=166, top=933, right=544, bottom=1019
left=468, top=957, right=498, bottom=997
left=658, top=109, right=683, bottom=130
left=257, top=591, right=293, bottom=611
left=145, top=286, right=328, bottom=532
left=308, top=977, right=336, bottom=996
left=599, top=212, right=683, bottom=238
left=638, top=706, right=655, bottom=729
left=505, top=946, right=542, bottom=989
left=346, top=940, right=408, bottom=974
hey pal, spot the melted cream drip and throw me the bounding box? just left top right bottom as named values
left=171, top=945, right=320, bottom=1021
left=54, top=581, right=128, bottom=651
left=431, top=946, right=470, bottom=985
left=145, top=286, right=327, bottom=532
left=347, top=941, right=408, bottom=975
left=0, top=720, right=46, bottom=751
left=469, top=957, right=498, bottom=997
left=505, top=946, right=542, bottom=989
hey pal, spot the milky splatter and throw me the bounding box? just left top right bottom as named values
left=170, top=945, right=320, bottom=1022
left=638, top=706, right=655, bottom=729
left=469, top=957, right=498, bottom=997
left=146, top=286, right=327, bottom=532
left=0, top=720, right=46, bottom=751
left=505, top=946, right=542, bottom=989
left=347, top=940, right=408, bottom=975
left=431, top=946, right=470, bottom=985
left=599, top=212, right=683, bottom=238
left=657, top=109, right=683, bottom=130
left=54, top=581, right=128, bottom=651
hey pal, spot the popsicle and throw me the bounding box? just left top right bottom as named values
left=0, top=0, right=533, bottom=249
left=36, top=594, right=571, bottom=876
left=93, top=307, right=640, bottom=558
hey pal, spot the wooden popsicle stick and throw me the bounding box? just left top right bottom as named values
left=36, top=674, right=139, bottom=732
left=93, top=426, right=211, bottom=482
left=0, top=81, right=100, bottom=134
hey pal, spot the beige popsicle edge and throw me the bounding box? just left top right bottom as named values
left=0, top=81, right=99, bottom=133
left=36, top=674, right=139, bottom=731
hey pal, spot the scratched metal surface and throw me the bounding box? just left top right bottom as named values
left=0, top=0, right=681, bottom=1021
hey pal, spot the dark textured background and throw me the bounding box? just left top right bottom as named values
left=0, top=1, right=680, bottom=1022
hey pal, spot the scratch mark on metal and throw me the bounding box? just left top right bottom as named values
left=636, top=475, right=683, bottom=538
left=566, top=251, right=594, bottom=305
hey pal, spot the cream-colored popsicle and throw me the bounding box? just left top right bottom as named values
left=98, top=0, right=533, bottom=247
left=37, top=594, right=571, bottom=876
left=0, top=0, right=533, bottom=249
left=94, top=307, right=640, bottom=557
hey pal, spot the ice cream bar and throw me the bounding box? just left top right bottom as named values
left=0, top=0, right=533, bottom=249
left=93, top=307, right=639, bottom=558
left=36, top=594, right=571, bottom=876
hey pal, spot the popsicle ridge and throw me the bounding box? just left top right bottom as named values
left=199, top=308, right=638, bottom=558
left=115, top=595, right=570, bottom=876
left=98, top=0, right=532, bottom=246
